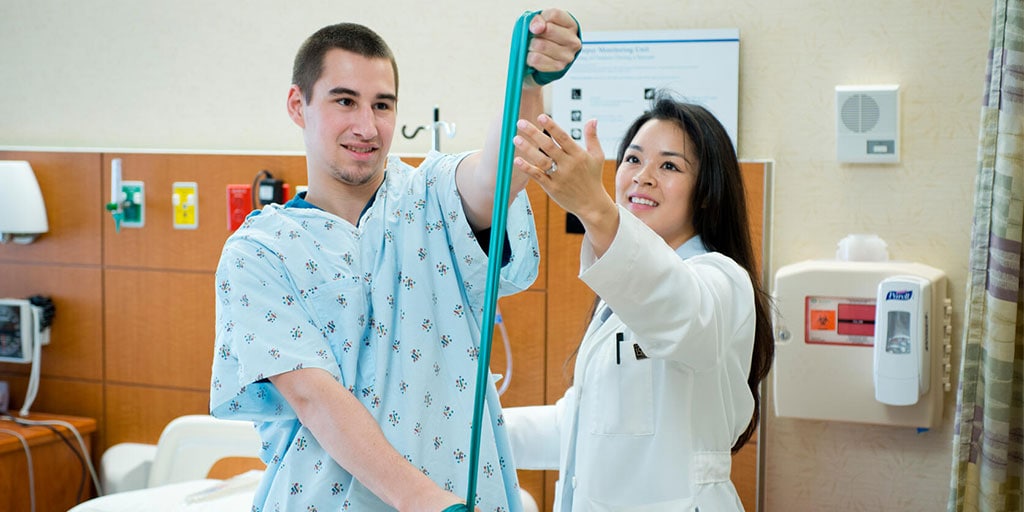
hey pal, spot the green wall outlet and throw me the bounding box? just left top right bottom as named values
left=121, top=181, right=145, bottom=227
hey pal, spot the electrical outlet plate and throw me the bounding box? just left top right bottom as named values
left=172, top=181, right=199, bottom=229
left=121, top=181, right=145, bottom=228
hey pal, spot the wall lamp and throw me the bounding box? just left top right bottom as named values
left=0, top=160, right=49, bottom=244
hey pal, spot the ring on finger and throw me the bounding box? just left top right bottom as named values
left=545, top=161, right=558, bottom=176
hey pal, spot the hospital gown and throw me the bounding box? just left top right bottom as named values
left=210, top=151, right=539, bottom=512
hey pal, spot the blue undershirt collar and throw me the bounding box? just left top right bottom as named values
left=675, top=235, right=708, bottom=260
left=283, top=189, right=378, bottom=226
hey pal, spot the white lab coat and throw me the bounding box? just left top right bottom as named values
left=505, top=207, right=755, bottom=511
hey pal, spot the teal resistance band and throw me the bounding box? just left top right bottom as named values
left=441, top=11, right=536, bottom=512
left=443, top=11, right=580, bottom=512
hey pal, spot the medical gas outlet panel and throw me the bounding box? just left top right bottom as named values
left=772, top=260, right=951, bottom=428
left=106, top=160, right=301, bottom=233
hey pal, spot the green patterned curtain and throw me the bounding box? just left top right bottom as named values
left=949, top=1, right=1024, bottom=510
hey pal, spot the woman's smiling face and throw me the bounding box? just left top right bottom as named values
left=615, top=119, right=699, bottom=249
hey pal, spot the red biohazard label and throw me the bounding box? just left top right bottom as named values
left=805, top=296, right=876, bottom=347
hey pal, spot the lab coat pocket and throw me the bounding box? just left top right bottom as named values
left=590, top=340, right=654, bottom=436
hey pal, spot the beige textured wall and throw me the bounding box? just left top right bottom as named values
left=1, top=1, right=990, bottom=509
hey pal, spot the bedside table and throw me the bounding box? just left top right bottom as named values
left=0, top=412, right=97, bottom=512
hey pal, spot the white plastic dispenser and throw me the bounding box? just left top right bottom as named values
left=873, top=276, right=932, bottom=406
left=772, top=259, right=951, bottom=428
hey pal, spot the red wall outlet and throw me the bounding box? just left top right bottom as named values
left=226, top=184, right=252, bottom=231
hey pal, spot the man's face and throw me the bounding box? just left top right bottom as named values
left=288, top=48, right=397, bottom=187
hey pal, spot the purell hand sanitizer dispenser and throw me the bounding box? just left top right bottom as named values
left=874, top=276, right=931, bottom=406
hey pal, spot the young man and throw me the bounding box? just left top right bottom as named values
left=211, top=10, right=581, bottom=512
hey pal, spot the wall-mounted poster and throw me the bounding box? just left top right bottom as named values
left=551, top=29, right=740, bottom=155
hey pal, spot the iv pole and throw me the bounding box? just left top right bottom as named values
left=401, top=106, right=456, bottom=152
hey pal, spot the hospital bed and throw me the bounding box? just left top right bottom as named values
left=70, top=415, right=264, bottom=512
left=71, top=415, right=539, bottom=511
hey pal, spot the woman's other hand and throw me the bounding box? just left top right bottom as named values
left=514, top=115, right=619, bottom=253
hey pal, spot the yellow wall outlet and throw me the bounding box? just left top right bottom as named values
left=172, top=182, right=199, bottom=229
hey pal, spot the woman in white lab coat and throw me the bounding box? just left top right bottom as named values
left=507, top=94, right=774, bottom=511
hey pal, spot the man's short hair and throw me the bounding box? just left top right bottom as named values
left=292, top=23, right=399, bottom=103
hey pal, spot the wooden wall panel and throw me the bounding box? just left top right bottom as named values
left=0, top=151, right=102, bottom=266
left=101, top=153, right=307, bottom=271
left=490, top=290, right=546, bottom=409
left=741, top=161, right=767, bottom=275
left=103, top=384, right=209, bottom=448
left=488, top=290, right=547, bottom=507
left=0, top=376, right=103, bottom=425
left=0, top=263, right=104, bottom=380
left=732, top=434, right=758, bottom=512
left=104, top=268, right=215, bottom=389
left=518, top=470, right=545, bottom=512
left=543, top=162, right=616, bottom=403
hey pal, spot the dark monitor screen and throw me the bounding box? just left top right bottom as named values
left=0, top=303, right=27, bottom=361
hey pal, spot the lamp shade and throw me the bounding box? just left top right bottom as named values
left=0, top=161, right=49, bottom=244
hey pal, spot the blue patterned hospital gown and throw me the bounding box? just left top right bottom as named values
left=210, top=151, right=539, bottom=511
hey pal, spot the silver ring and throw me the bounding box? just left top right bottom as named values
left=545, top=161, right=557, bottom=176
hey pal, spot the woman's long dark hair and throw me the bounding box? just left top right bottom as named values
left=611, top=93, right=775, bottom=453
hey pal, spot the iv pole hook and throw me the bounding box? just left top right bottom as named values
left=401, top=106, right=455, bottom=152
left=401, top=125, right=427, bottom=139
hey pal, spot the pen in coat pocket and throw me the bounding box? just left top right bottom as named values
left=615, top=332, right=623, bottom=365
